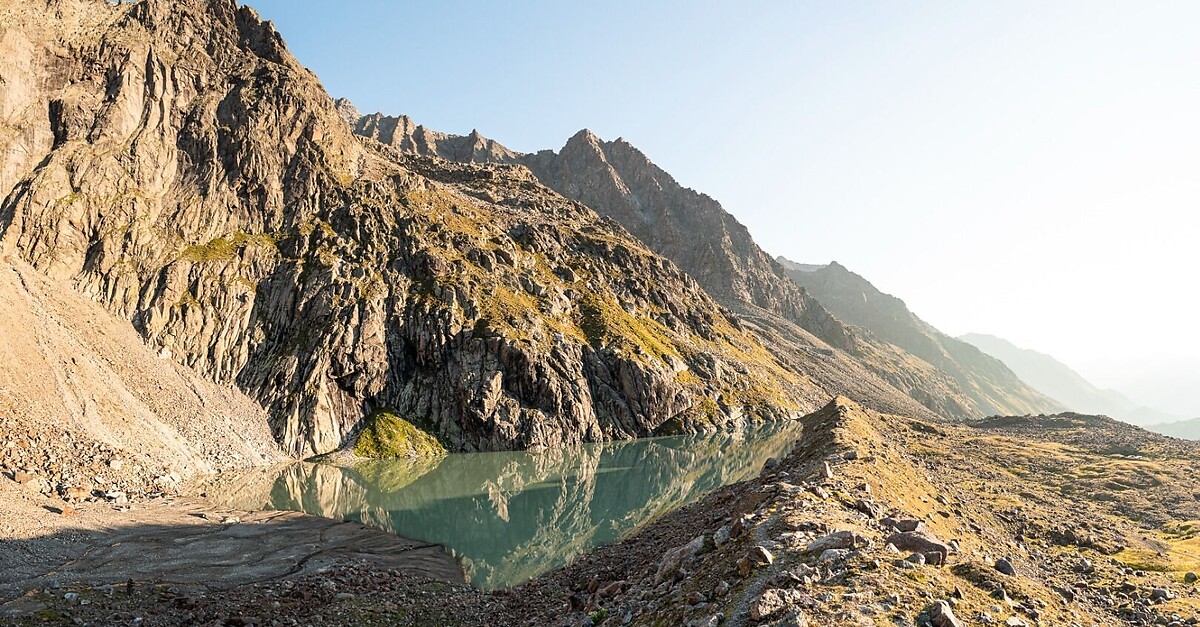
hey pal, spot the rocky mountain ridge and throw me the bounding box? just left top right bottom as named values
left=1147, top=417, right=1200, bottom=440
left=345, top=107, right=1059, bottom=422
left=0, top=0, right=861, bottom=459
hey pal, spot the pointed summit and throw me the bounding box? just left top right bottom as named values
left=333, top=98, right=361, bottom=127
left=564, top=128, right=603, bottom=150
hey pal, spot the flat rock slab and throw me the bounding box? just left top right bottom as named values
left=0, top=494, right=464, bottom=611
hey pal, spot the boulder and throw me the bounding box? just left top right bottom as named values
left=806, top=530, right=859, bottom=553
left=853, top=499, right=883, bottom=519
left=882, top=517, right=924, bottom=533
left=655, top=535, right=705, bottom=583
left=748, top=545, right=775, bottom=566
left=885, top=531, right=950, bottom=557
left=928, top=600, right=963, bottom=627
left=749, top=588, right=804, bottom=621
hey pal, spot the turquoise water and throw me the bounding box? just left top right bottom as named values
left=206, top=424, right=799, bottom=589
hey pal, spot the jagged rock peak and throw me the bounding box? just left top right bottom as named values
left=334, top=98, right=362, bottom=126
left=565, top=128, right=601, bottom=148
left=775, top=257, right=831, bottom=274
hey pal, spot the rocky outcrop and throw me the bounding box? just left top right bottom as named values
left=781, top=259, right=1059, bottom=416
left=344, top=100, right=520, bottom=165
left=0, top=0, right=817, bottom=457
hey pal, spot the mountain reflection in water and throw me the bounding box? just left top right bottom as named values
left=206, top=423, right=800, bottom=589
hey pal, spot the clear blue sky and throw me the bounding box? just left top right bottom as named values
left=249, top=0, right=1200, bottom=417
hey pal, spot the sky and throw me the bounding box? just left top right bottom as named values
left=248, top=1, right=1200, bottom=418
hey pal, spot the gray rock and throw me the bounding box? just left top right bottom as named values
left=655, top=536, right=706, bottom=583
left=749, top=588, right=804, bottom=621
left=995, top=557, right=1016, bottom=576
left=928, top=600, right=964, bottom=627
left=806, top=530, right=858, bottom=553
left=818, top=549, right=848, bottom=563
left=853, top=498, right=883, bottom=519
left=882, top=517, right=924, bottom=533
left=886, top=531, right=951, bottom=557
left=1150, top=588, right=1174, bottom=602
left=749, top=545, right=775, bottom=566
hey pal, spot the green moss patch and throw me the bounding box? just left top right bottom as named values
left=577, top=291, right=678, bottom=362
left=353, top=410, right=447, bottom=461
left=181, top=232, right=279, bottom=263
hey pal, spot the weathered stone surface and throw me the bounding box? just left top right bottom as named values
left=886, top=531, right=951, bottom=557
left=928, top=600, right=963, bottom=627
left=806, top=530, right=860, bottom=553
left=749, top=588, right=803, bottom=621
left=655, top=535, right=705, bottom=583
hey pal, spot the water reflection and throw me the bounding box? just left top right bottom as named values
left=205, top=423, right=799, bottom=589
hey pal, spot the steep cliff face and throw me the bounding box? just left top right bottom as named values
left=782, top=260, right=1060, bottom=416
left=348, top=115, right=1010, bottom=420
left=0, top=0, right=823, bottom=457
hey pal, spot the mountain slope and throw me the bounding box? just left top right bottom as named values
left=780, top=259, right=1059, bottom=416
left=959, top=333, right=1179, bottom=425
left=0, top=0, right=842, bottom=457
left=0, top=258, right=284, bottom=494
left=347, top=110, right=1057, bottom=421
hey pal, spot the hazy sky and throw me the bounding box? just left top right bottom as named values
left=249, top=1, right=1200, bottom=417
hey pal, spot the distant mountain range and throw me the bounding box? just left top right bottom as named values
left=775, top=260, right=1199, bottom=440
left=1144, top=418, right=1200, bottom=440
left=779, top=260, right=1063, bottom=418
left=958, top=333, right=1186, bottom=428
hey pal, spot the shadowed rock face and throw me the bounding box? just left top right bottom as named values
left=0, top=0, right=822, bottom=457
